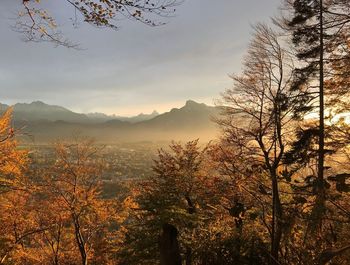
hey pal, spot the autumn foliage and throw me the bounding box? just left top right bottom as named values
left=2, top=0, right=350, bottom=264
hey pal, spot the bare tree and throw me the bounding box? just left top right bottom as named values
left=216, top=24, right=299, bottom=264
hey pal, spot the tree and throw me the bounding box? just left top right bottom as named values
left=29, top=197, right=76, bottom=265
left=119, top=140, right=203, bottom=264
left=16, top=0, right=183, bottom=47
left=0, top=108, right=28, bottom=193
left=280, top=0, right=350, bottom=232
left=41, top=140, right=115, bottom=265
left=0, top=109, right=36, bottom=264
left=216, top=24, right=300, bottom=264
left=118, top=140, right=235, bottom=265
left=0, top=138, right=122, bottom=265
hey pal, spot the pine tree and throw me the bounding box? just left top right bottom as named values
left=283, top=0, right=350, bottom=232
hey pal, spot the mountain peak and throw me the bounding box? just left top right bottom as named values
left=136, top=110, right=159, bottom=116
left=31, top=100, right=46, bottom=105
left=183, top=100, right=209, bottom=110
left=14, top=101, right=47, bottom=107
left=185, top=100, right=199, bottom=106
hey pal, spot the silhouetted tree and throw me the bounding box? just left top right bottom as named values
left=217, top=24, right=300, bottom=264
left=274, top=1, right=350, bottom=262
left=280, top=0, right=350, bottom=233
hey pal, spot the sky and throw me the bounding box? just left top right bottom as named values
left=0, top=0, right=281, bottom=116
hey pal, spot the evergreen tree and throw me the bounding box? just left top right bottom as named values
left=282, top=0, right=350, bottom=232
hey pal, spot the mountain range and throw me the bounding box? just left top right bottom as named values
left=1, top=100, right=221, bottom=143
left=0, top=101, right=158, bottom=124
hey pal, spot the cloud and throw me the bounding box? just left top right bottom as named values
left=0, top=0, right=280, bottom=115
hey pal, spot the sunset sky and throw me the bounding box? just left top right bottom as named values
left=0, top=0, right=280, bottom=116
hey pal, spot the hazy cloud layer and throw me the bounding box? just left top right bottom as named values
left=0, top=0, right=280, bottom=115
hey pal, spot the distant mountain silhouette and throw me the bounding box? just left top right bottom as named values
left=126, top=100, right=220, bottom=141
left=4, top=100, right=220, bottom=143
left=1, top=101, right=89, bottom=123
left=0, top=101, right=159, bottom=124
left=0, top=103, right=9, bottom=110
left=138, top=100, right=218, bottom=129
left=86, top=111, right=159, bottom=123
left=113, top=110, right=159, bottom=123
left=86, top=112, right=113, bottom=121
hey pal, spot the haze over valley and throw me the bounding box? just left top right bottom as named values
left=1, top=100, right=220, bottom=143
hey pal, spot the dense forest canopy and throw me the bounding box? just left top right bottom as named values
left=1, top=0, right=350, bottom=264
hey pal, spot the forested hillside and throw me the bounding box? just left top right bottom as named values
left=1, top=0, right=350, bottom=265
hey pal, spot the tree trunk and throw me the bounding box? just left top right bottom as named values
left=185, top=247, right=192, bottom=265
left=318, top=0, right=325, bottom=185
left=310, top=0, right=327, bottom=235
left=271, top=174, right=283, bottom=265
left=73, top=217, right=88, bottom=265
left=185, top=195, right=195, bottom=265
left=159, top=223, right=182, bottom=265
